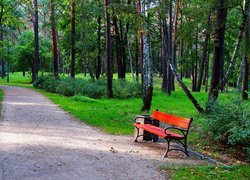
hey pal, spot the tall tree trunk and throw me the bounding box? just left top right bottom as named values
left=172, top=0, right=179, bottom=91
left=209, top=0, right=228, bottom=101
left=0, top=20, right=4, bottom=79
left=161, top=19, right=168, bottom=93
left=96, top=13, right=101, bottom=79
left=161, top=0, right=171, bottom=95
left=113, top=16, right=123, bottom=79
left=242, top=0, right=250, bottom=100
left=192, top=26, right=199, bottom=92
left=204, top=39, right=210, bottom=93
left=140, top=0, right=154, bottom=111
left=70, top=0, right=76, bottom=78
left=50, top=0, right=58, bottom=78
left=104, top=0, right=113, bottom=98
left=168, top=0, right=174, bottom=91
left=33, top=0, right=39, bottom=83
left=197, top=11, right=211, bottom=92
left=135, top=30, right=139, bottom=81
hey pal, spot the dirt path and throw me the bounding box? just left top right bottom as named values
left=0, top=86, right=206, bottom=180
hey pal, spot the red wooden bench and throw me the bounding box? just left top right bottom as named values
left=134, top=109, right=193, bottom=158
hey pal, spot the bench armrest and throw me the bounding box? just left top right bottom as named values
left=164, top=126, right=187, bottom=136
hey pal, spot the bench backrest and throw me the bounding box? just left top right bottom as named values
left=151, top=110, right=192, bottom=130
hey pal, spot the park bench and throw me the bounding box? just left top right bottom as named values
left=134, top=109, right=193, bottom=158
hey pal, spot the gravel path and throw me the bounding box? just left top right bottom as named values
left=0, top=86, right=206, bottom=180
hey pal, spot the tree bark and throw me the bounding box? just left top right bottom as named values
left=242, top=0, right=250, bottom=100
left=96, top=13, right=101, bottom=79
left=209, top=0, right=227, bottom=101
left=50, top=0, right=58, bottom=78
left=104, top=0, right=113, bottom=98
left=197, top=11, right=211, bottom=92
left=113, top=16, right=123, bottom=79
left=70, top=0, right=76, bottom=78
left=219, top=8, right=247, bottom=89
left=33, top=0, right=39, bottom=83
left=140, top=0, right=154, bottom=111
left=168, top=0, right=174, bottom=91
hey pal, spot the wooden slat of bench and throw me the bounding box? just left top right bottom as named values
left=134, top=123, right=185, bottom=139
left=151, top=110, right=191, bottom=129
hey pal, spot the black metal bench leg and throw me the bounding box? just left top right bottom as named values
left=134, top=127, right=140, bottom=142
left=162, top=139, right=171, bottom=159
left=184, top=138, right=189, bottom=156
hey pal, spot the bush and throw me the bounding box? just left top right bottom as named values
left=202, top=98, right=250, bottom=161
left=113, top=79, right=141, bottom=99
left=33, top=75, right=141, bottom=99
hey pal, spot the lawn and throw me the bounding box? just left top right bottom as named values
left=161, top=165, right=250, bottom=179
left=0, top=72, right=249, bottom=179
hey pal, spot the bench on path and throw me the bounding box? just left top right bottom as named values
left=134, top=109, right=193, bottom=158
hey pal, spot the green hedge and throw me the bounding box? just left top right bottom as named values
left=33, top=75, right=141, bottom=99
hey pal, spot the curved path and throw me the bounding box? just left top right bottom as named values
left=0, top=86, right=204, bottom=180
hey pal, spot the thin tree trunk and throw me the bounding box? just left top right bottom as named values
left=197, top=11, right=211, bottom=92
left=0, top=22, right=4, bottom=79
left=104, top=0, right=113, bottom=98
left=96, top=13, right=101, bottom=79
left=172, top=0, right=180, bottom=91
left=50, top=0, right=58, bottom=78
left=33, top=0, right=39, bottom=83
left=135, top=30, right=139, bottom=82
left=70, top=0, right=76, bottom=78
left=209, top=0, right=227, bottom=101
left=168, top=0, right=174, bottom=91
left=113, top=16, right=123, bottom=79
left=127, top=34, right=135, bottom=82
left=204, top=39, right=210, bottom=93
left=237, top=58, right=244, bottom=92
left=242, top=0, right=250, bottom=100
left=219, top=8, right=248, bottom=89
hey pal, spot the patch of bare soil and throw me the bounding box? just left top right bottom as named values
left=0, top=86, right=207, bottom=180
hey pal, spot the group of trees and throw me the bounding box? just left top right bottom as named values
left=0, top=0, right=249, bottom=112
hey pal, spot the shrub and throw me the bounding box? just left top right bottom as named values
left=33, top=75, right=141, bottom=99
left=113, top=79, right=141, bottom=98
left=202, top=98, right=250, bottom=161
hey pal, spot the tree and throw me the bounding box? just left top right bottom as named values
left=0, top=0, right=19, bottom=78
left=242, top=0, right=250, bottom=100
left=50, top=0, right=58, bottom=78
left=197, top=10, right=211, bottom=92
left=33, top=0, right=39, bottom=82
left=140, top=0, right=154, bottom=111
left=209, top=0, right=228, bottom=101
left=104, top=0, right=113, bottom=98
left=70, top=0, right=76, bottom=78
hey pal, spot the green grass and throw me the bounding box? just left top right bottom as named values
left=0, top=72, right=249, bottom=178
left=162, top=165, right=250, bottom=179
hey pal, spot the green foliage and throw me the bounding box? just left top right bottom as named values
left=33, top=75, right=141, bottom=99
left=202, top=98, right=250, bottom=160
left=161, top=165, right=250, bottom=179
left=33, top=75, right=59, bottom=93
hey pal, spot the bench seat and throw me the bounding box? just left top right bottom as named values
left=134, top=123, right=185, bottom=139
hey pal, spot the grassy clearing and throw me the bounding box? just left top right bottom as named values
left=0, top=72, right=249, bottom=178
left=161, top=165, right=250, bottom=179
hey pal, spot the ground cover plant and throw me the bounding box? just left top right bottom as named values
left=160, top=165, right=250, bottom=179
